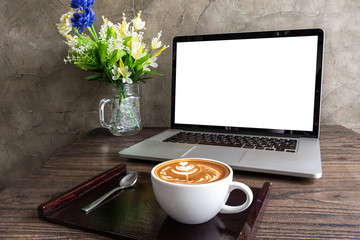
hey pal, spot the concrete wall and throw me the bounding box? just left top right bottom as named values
left=1, top=0, right=359, bottom=190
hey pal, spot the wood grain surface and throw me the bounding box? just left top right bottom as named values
left=0, top=125, right=359, bottom=239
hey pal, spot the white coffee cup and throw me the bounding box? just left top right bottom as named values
left=151, top=158, right=253, bottom=224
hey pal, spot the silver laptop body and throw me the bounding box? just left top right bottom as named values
left=120, top=29, right=324, bottom=178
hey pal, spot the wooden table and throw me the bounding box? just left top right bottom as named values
left=0, top=125, right=359, bottom=239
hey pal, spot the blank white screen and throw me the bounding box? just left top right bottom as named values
left=174, top=36, right=318, bottom=131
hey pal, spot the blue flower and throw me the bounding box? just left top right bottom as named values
left=71, top=0, right=94, bottom=8
left=71, top=7, right=96, bottom=33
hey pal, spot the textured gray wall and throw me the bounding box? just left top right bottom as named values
left=1, top=0, right=359, bottom=190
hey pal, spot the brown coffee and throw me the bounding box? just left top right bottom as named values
left=154, top=159, right=230, bottom=184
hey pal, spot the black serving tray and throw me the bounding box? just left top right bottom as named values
left=38, top=164, right=271, bottom=240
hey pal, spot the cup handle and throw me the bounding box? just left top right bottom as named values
left=99, top=98, right=111, bottom=129
left=220, top=182, right=253, bottom=214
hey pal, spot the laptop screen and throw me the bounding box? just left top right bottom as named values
left=171, top=29, right=324, bottom=138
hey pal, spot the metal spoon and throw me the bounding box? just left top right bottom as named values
left=81, top=171, right=138, bottom=213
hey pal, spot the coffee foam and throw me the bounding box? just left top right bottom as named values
left=154, top=159, right=230, bottom=184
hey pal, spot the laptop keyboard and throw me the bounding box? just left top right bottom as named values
left=163, top=131, right=298, bottom=152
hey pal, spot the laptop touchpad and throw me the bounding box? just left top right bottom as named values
left=181, top=145, right=246, bottom=165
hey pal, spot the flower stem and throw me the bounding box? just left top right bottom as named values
left=87, top=26, right=98, bottom=42
left=73, top=27, right=86, bottom=42
left=121, top=91, right=140, bottom=130
left=117, top=86, right=140, bottom=130
left=92, top=25, right=99, bottom=41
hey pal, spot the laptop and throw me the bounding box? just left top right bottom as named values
left=120, top=28, right=324, bottom=178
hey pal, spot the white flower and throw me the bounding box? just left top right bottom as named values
left=75, top=45, right=86, bottom=54
left=151, top=31, right=162, bottom=50
left=132, top=11, right=145, bottom=31
left=130, top=31, right=144, bottom=45
left=118, top=13, right=131, bottom=37
left=57, top=10, right=75, bottom=36
left=112, top=59, right=133, bottom=84
left=112, top=67, right=122, bottom=80
left=64, top=35, right=78, bottom=50
left=143, top=56, right=158, bottom=71
left=64, top=57, right=69, bottom=64
left=131, top=41, right=147, bottom=60
left=99, top=16, right=114, bottom=42
left=107, top=37, right=124, bottom=55
left=121, top=66, right=133, bottom=84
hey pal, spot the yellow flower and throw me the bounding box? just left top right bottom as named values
left=153, top=45, right=169, bottom=57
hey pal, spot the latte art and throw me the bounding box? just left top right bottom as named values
left=154, top=159, right=230, bottom=184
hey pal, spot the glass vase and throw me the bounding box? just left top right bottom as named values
left=99, top=84, right=142, bottom=136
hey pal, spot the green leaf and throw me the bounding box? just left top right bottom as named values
left=82, top=37, right=94, bottom=44
left=74, top=62, right=99, bottom=70
left=90, top=48, right=100, bottom=64
left=123, top=36, right=132, bottom=45
left=133, top=54, right=150, bottom=68
left=139, top=77, right=153, bottom=83
left=110, top=26, right=116, bottom=39
left=118, top=50, right=126, bottom=58
left=106, top=27, right=112, bottom=40
left=143, top=70, right=163, bottom=76
left=84, top=74, right=102, bottom=81
left=109, top=50, right=126, bottom=68
left=109, top=50, right=119, bottom=68
left=124, top=54, right=133, bottom=69
left=136, top=64, right=142, bottom=71
left=132, top=69, right=143, bottom=81
left=98, top=43, right=107, bottom=66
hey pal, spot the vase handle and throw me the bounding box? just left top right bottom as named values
left=99, top=98, right=111, bottom=129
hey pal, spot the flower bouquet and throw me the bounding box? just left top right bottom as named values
left=57, top=0, right=168, bottom=135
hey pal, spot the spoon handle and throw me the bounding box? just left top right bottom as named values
left=81, top=186, right=125, bottom=213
